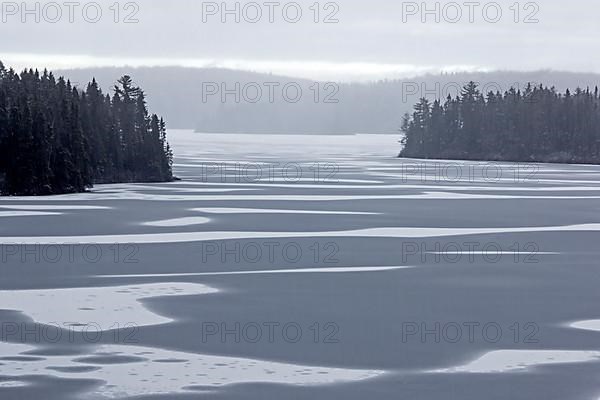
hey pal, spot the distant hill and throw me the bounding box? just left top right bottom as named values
left=56, top=67, right=600, bottom=134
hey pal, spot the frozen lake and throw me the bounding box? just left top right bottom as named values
left=1, top=130, right=600, bottom=399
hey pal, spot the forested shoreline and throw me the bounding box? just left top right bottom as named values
left=0, top=61, right=173, bottom=196
left=400, top=82, right=600, bottom=164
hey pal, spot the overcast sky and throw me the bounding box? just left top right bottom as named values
left=0, top=0, right=597, bottom=81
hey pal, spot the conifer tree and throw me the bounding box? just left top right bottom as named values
left=0, top=62, right=173, bottom=196
left=400, top=82, right=600, bottom=164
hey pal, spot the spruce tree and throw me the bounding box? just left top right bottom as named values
left=400, top=82, right=600, bottom=164
left=0, top=62, right=174, bottom=196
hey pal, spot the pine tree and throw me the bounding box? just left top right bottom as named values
left=0, top=62, right=174, bottom=196
left=400, top=82, right=600, bottom=164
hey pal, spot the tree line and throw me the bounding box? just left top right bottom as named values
left=0, top=61, right=173, bottom=196
left=400, top=81, right=600, bottom=164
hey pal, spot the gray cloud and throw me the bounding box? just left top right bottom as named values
left=0, top=0, right=597, bottom=81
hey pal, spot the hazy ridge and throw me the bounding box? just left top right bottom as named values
left=57, top=67, right=600, bottom=134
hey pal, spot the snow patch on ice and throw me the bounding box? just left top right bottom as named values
left=95, top=266, right=411, bottom=279
left=1, top=224, right=599, bottom=245
left=192, top=208, right=378, bottom=215
left=0, top=205, right=109, bottom=210
left=571, top=320, right=600, bottom=332
left=0, top=211, right=61, bottom=217
left=0, top=283, right=217, bottom=331
left=142, top=216, right=211, bottom=227
left=0, top=342, right=384, bottom=398
left=0, top=380, right=29, bottom=388
left=431, top=350, right=600, bottom=373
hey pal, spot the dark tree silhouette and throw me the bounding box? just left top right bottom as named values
left=0, top=63, right=173, bottom=196
left=400, top=82, right=600, bottom=164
